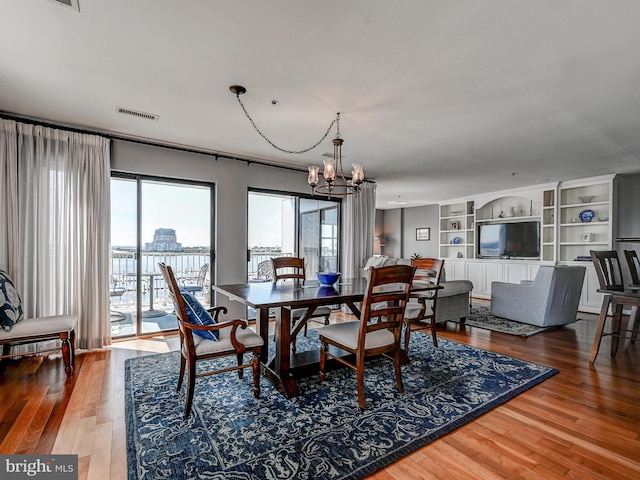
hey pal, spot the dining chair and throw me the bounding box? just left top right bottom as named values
left=318, top=264, right=416, bottom=409
left=589, top=250, right=640, bottom=363
left=402, top=258, right=444, bottom=353
left=271, top=257, right=332, bottom=351
left=158, top=262, right=263, bottom=417
left=623, top=250, right=640, bottom=351
left=624, top=250, right=640, bottom=286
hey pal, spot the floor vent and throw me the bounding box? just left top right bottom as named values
left=116, top=107, right=159, bottom=122
left=46, top=0, right=81, bottom=12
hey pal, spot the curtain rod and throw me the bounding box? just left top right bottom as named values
left=0, top=111, right=317, bottom=176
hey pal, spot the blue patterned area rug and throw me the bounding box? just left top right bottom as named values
left=125, top=332, right=557, bottom=480
left=454, top=304, right=559, bottom=337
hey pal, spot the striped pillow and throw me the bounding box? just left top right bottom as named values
left=179, top=291, right=219, bottom=341
left=0, top=270, right=24, bottom=332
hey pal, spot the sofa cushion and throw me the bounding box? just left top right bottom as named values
left=363, top=256, right=396, bottom=270
left=0, top=270, right=24, bottom=332
left=180, top=291, right=219, bottom=341
left=440, top=280, right=474, bottom=297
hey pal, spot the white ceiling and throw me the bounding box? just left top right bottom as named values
left=2, top=1, right=640, bottom=209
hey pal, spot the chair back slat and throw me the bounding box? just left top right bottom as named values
left=624, top=250, right=640, bottom=286
left=590, top=250, right=624, bottom=291
left=360, top=265, right=416, bottom=344
left=411, top=258, right=444, bottom=286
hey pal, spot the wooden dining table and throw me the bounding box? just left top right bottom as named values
left=212, top=278, right=440, bottom=398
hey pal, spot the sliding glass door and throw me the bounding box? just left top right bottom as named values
left=110, top=174, right=214, bottom=338
left=247, top=190, right=339, bottom=282
left=300, top=198, right=339, bottom=274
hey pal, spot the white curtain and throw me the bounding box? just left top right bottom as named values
left=341, top=182, right=376, bottom=279
left=0, top=120, right=19, bottom=279
left=0, top=121, right=112, bottom=350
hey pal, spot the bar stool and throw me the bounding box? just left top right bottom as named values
left=589, top=250, right=640, bottom=363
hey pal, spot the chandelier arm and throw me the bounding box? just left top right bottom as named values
left=234, top=93, right=338, bottom=155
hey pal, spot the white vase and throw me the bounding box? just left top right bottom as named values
left=506, top=206, right=516, bottom=217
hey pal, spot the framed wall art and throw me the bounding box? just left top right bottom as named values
left=416, top=227, right=430, bottom=241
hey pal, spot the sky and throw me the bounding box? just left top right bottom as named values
left=111, top=179, right=211, bottom=248
left=111, top=180, right=284, bottom=248
left=248, top=193, right=286, bottom=247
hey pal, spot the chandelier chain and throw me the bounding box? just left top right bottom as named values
left=234, top=92, right=339, bottom=155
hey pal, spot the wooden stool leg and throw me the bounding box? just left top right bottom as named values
left=624, top=306, right=639, bottom=352
left=611, top=304, right=623, bottom=357
left=590, top=296, right=611, bottom=364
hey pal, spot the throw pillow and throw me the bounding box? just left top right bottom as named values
left=179, top=291, right=219, bottom=341
left=0, top=270, right=24, bottom=332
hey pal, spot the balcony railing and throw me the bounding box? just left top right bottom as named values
left=109, top=249, right=335, bottom=335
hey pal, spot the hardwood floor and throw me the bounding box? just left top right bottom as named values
left=1, top=307, right=639, bottom=479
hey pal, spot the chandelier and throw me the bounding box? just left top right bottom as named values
left=230, top=85, right=364, bottom=197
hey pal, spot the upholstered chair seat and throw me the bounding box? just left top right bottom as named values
left=317, top=321, right=396, bottom=350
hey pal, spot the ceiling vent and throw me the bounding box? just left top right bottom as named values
left=116, top=107, right=159, bottom=122
left=46, top=0, right=80, bottom=12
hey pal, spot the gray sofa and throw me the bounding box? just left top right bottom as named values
left=362, top=257, right=473, bottom=324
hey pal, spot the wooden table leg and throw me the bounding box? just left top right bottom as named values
left=344, top=301, right=361, bottom=319
left=256, top=307, right=270, bottom=364
left=263, top=306, right=299, bottom=398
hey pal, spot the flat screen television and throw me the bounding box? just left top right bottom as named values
left=477, top=221, right=540, bottom=259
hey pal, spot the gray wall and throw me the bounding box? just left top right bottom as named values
left=617, top=175, right=640, bottom=240
left=111, top=139, right=312, bottom=317
left=377, top=204, right=439, bottom=260
left=402, top=205, right=440, bottom=259
left=381, top=209, right=402, bottom=258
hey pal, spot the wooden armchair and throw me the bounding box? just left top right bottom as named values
left=403, top=258, right=444, bottom=351
left=318, top=264, right=416, bottom=409
left=158, top=262, right=263, bottom=417
left=271, top=257, right=332, bottom=351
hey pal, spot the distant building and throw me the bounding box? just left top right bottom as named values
left=145, top=228, right=183, bottom=252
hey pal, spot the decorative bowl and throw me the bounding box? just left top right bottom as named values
left=317, top=272, right=341, bottom=286
left=579, top=209, right=596, bottom=223
left=578, top=196, right=594, bottom=203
